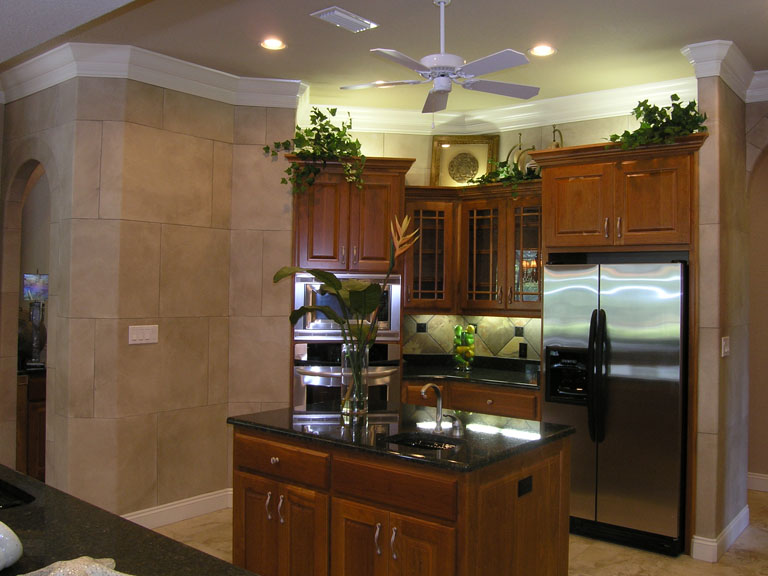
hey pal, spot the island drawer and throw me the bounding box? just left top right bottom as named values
left=450, top=382, right=539, bottom=420
left=332, top=455, right=458, bottom=522
left=234, top=432, right=330, bottom=489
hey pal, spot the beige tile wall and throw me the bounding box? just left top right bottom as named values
left=0, top=77, right=296, bottom=515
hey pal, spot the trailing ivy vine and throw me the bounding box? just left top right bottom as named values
left=609, top=94, right=707, bottom=149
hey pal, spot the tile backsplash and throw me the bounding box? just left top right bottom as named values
left=403, top=315, right=542, bottom=360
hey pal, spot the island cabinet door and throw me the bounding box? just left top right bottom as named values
left=233, top=471, right=279, bottom=576
left=279, top=484, right=329, bottom=576
left=388, top=513, right=455, bottom=576
left=331, top=498, right=389, bottom=576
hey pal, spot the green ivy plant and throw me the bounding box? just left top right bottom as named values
left=468, top=156, right=540, bottom=186
left=609, top=94, right=707, bottom=149
left=263, top=107, right=365, bottom=194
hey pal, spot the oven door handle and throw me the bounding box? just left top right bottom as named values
left=295, top=367, right=399, bottom=379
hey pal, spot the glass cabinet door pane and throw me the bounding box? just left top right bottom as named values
left=411, top=209, right=446, bottom=300
left=513, top=205, right=541, bottom=302
left=466, top=207, right=499, bottom=302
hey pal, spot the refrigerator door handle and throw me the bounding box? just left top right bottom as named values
left=586, top=308, right=598, bottom=442
left=594, top=308, right=607, bottom=443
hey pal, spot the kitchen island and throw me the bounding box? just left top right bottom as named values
left=228, top=404, right=573, bottom=576
left=0, top=464, right=250, bottom=576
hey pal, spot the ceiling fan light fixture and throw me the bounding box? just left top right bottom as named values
left=311, top=6, right=378, bottom=33
left=529, top=44, right=557, bottom=57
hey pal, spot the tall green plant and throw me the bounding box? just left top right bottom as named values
left=609, top=94, right=707, bottom=149
left=263, top=107, right=365, bottom=194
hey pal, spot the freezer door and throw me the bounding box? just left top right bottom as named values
left=542, top=265, right=599, bottom=521
left=596, top=263, right=684, bottom=538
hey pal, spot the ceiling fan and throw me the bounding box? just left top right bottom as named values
left=341, top=0, right=540, bottom=113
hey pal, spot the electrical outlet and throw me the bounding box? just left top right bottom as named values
left=416, top=322, right=428, bottom=333
left=721, top=336, right=730, bottom=357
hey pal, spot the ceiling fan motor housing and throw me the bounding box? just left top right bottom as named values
left=420, top=53, right=465, bottom=74
left=432, top=76, right=453, bottom=93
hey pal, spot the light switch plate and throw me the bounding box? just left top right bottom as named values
left=129, top=324, right=159, bottom=345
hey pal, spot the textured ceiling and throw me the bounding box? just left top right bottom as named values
left=2, top=0, right=768, bottom=113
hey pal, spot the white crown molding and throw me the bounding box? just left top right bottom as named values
left=0, top=42, right=305, bottom=108
left=681, top=40, right=755, bottom=102
left=328, top=78, right=698, bottom=135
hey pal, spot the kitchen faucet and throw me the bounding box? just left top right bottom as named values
left=420, top=383, right=442, bottom=432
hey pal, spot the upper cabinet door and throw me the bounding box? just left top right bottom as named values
left=349, top=173, right=403, bottom=272
left=460, top=197, right=507, bottom=312
left=615, top=155, right=691, bottom=246
left=542, top=162, right=614, bottom=248
left=295, top=171, right=350, bottom=270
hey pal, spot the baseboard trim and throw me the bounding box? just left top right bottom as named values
left=690, top=504, right=750, bottom=563
left=748, top=472, right=768, bottom=492
left=123, top=489, right=233, bottom=529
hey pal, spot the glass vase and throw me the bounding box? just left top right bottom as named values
left=341, top=342, right=369, bottom=417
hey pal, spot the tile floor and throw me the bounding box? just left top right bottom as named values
left=154, top=490, right=768, bottom=575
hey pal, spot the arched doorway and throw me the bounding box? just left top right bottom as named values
left=1, top=159, right=51, bottom=480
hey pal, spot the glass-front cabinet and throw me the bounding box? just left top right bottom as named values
left=404, top=182, right=541, bottom=316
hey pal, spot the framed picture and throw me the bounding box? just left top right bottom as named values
left=430, top=134, right=500, bottom=186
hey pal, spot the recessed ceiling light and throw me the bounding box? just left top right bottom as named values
left=529, top=44, right=557, bottom=57
left=261, top=37, right=286, bottom=50
left=311, top=6, right=378, bottom=33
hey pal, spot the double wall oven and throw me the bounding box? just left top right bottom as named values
left=292, top=273, right=402, bottom=412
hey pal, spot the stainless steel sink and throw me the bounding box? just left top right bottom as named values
left=382, top=432, right=464, bottom=451
left=0, top=478, right=35, bottom=509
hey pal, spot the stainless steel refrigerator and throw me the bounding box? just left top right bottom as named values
left=542, top=262, right=686, bottom=555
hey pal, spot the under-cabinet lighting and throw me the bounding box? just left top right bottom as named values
left=466, top=423, right=541, bottom=440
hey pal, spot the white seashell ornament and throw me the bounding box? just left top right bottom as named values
left=19, top=556, right=136, bottom=576
left=0, top=520, right=23, bottom=570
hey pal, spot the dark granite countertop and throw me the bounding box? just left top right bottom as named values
left=227, top=404, right=572, bottom=472
left=0, top=465, right=250, bottom=576
left=402, top=354, right=540, bottom=389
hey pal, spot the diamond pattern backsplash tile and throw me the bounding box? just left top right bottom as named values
left=403, top=315, right=541, bottom=360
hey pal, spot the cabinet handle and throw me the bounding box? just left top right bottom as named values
left=277, top=494, right=285, bottom=525
left=340, top=246, right=346, bottom=266
left=406, top=286, right=411, bottom=302
left=265, top=490, right=273, bottom=520
left=352, top=245, right=358, bottom=265
left=497, top=286, right=504, bottom=303
left=390, top=527, right=398, bottom=561
left=617, top=216, right=622, bottom=239
left=487, top=398, right=494, bottom=405
left=508, top=286, right=514, bottom=305
left=374, top=522, right=382, bottom=555
left=270, top=456, right=280, bottom=465
left=604, top=217, right=609, bottom=239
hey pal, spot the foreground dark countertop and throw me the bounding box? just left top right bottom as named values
left=0, top=465, right=249, bottom=576
left=228, top=404, right=572, bottom=472
left=401, top=354, right=540, bottom=389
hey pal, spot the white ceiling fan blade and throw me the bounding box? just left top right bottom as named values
left=461, top=79, right=540, bottom=100
left=422, top=90, right=450, bottom=114
left=341, top=79, right=428, bottom=90
left=371, top=48, right=430, bottom=73
left=457, top=49, right=529, bottom=78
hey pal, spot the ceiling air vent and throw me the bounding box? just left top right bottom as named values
left=310, top=6, right=378, bottom=33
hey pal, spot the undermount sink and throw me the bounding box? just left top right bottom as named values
left=0, top=478, right=35, bottom=509
left=383, top=432, right=464, bottom=451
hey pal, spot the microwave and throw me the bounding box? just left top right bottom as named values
left=292, top=273, right=401, bottom=342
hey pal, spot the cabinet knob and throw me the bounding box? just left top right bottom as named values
left=487, top=399, right=494, bottom=405
left=270, top=456, right=280, bottom=465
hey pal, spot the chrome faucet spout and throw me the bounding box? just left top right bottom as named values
left=420, top=383, right=442, bottom=432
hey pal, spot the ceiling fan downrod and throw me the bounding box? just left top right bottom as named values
left=434, top=0, right=451, bottom=55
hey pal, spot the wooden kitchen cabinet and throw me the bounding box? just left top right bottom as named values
left=460, top=187, right=542, bottom=314
left=404, top=197, right=456, bottom=311
left=233, top=433, right=330, bottom=576
left=532, top=134, right=706, bottom=250
left=404, top=182, right=542, bottom=316
left=402, top=380, right=540, bottom=421
left=331, top=498, right=455, bottom=576
left=293, top=157, right=414, bottom=272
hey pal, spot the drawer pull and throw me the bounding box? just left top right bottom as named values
left=487, top=399, right=494, bottom=405
left=270, top=456, right=280, bottom=465
left=374, top=522, right=382, bottom=555
left=390, top=527, right=398, bottom=561
left=277, top=494, right=285, bottom=524
left=265, top=490, right=273, bottom=520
